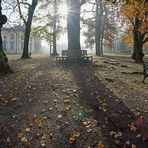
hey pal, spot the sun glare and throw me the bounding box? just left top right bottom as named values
left=58, top=4, right=68, bottom=17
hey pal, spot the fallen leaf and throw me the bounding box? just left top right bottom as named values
left=109, top=131, right=116, bottom=136
left=136, top=134, right=141, bottom=138
left=65, top=104, right=71, bottom=110
left=17, top=133, right=23, bottom=139
left=68, top=133, right=76, bottom=144
left=82, top=121, right=88, bottom=126
left=2, top=127, right=9, bottom=134
left=64, top=99, right=71, bottom=104
left=40, top=141, right=46, bottom=147
left=130, top=123, right=137, bottom=132
left=97, top=141, right=104, bottom=148
left=6, top=137, right=11, bottom=143
left=87, top=129, right=92, bottom=133
left=131, top=144, right=136, bottom=148
left=21, top=137, right=27, bottom=142
left=57, top=114, right=62, bottom=118
left=41, top=134, right=46, bottom=140
left=25, top=127, right=31, bottom=132
left=75, top=132, right=80, bottom=137
left=12, top=97, right=19, bottom=101
left=65, top=122, right=69, bottom=125
left=115, top=139, right=120, bottom=145
left=49, top=133, right=53, bottom=139
left=49, top=107, right=53, bottom=110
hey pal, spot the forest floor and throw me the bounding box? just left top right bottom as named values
left=0, top=54, right=148, bottom=148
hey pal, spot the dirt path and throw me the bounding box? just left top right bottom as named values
left=0, top=55, right=148, bottom=148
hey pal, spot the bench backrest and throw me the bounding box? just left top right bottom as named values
left=81, top=50, right=87, bottom=56
left=61, top=50, right=87, bottom=57
left=62, top=50, right=67, bottom=56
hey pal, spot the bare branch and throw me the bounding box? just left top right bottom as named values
left=16, top=0, right=27, bottom=24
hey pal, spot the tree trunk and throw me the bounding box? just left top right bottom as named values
left=100, top=22, right=104, bottom=55
left=132, top=33, right=144, bottom=63
left=21, top=0, right=38, bottom=59
left=52, top=0, right=58, bottom=56
left=95, top=0, right=102, bottom=56
left=67, top=0, right=81, bottom=51
left=0, top=0, right=12, bottom=73
left=50, top=42, right=52, bottom=56
left=132, top=18, right=144, bottom=63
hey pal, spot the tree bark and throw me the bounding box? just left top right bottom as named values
left=52, top=0, right=58, bottom=55
left=132, top=18, right=144, bottom=63
left=132, top=31, right=144, bottom=63
left=0, top=0, right=12, bottom=73
left=100, top=21, right=104, bottom=55
left=67, top=0, right=81, bottom=51
left=21, top=0, right=38, bottom=58
left=95, top=0, right=102, bottom=56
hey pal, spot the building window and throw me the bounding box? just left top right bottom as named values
left=3, top=41, right=7, bottom=51
left=21, top=35, right=24, bottom=40
left=10, top=34, right=15, bottom=40
left=3, top=35, right=7, bottom=40
left=10, top=41, right=14, bottom=49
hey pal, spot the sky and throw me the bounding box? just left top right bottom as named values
left=1, top=0, right=119, bottom=54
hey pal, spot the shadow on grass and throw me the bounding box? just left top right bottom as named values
left=61, top=62, right=147, bottom=147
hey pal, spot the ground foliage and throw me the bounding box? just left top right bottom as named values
left=0, top=55, right=148, bottom=147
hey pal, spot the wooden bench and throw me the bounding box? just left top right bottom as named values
left=56, top=50, right=92, bottom=62
left=56, top=56, right=67, bottom=61
left=83, top=56, right=93, bottom=61
left=56, top=50, right=68, bottom=62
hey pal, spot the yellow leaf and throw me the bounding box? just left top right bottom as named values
left=17, top=133, right=23, bottom=139
left=21, top=137, right=27, bottom=142
left=131, top=144, right=136, bottom=148
left=69, top=137, right=76, bottom=144
left=41, top=134, right=46, bottom=140
left=115, top=139, right=120, bottom=145
left=64, top=99, right=71, bottom=104
left=130, top=123, right=137, bottom=132
left=65, top=104, right=71, bottom=110
left=97, top=141, right=104, bottom=148
left=25, top=127, right=31, bottom=132
left=68, top=133, right=76, bottom=144
left=109, top=131, right=116, bottom=136
left=2, top=127, right=9, bottom=134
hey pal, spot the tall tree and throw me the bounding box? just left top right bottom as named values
left=95, top=0, right=103, bottom=56
left=66, top=0, right=86, bottom=59
left=32, top=0, right=65, bottom=55
left=83, top=0, right=116, bottom=55
left=52, top=0, right=58, bottom=55
left=67, top=0, right=81, bottom=51
left=118, top=0, right=148, bottom=62
left=17, top=0, right=38, bottom=58
left=0, top=0, right=12, bottom=73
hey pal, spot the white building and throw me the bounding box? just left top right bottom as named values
left=1, top=25, right=41, bottom=54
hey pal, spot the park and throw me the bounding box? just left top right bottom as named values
left=0, top=0, right=148, bottom=147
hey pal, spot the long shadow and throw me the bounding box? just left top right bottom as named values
left=0, top=57, right=57, bottom=147
left=61, top=62, right=148, bottom=147
left=0, top=58, right=147, bottom=147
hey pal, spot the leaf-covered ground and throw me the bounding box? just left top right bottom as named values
left=0, top=54, right=148, bottom=148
